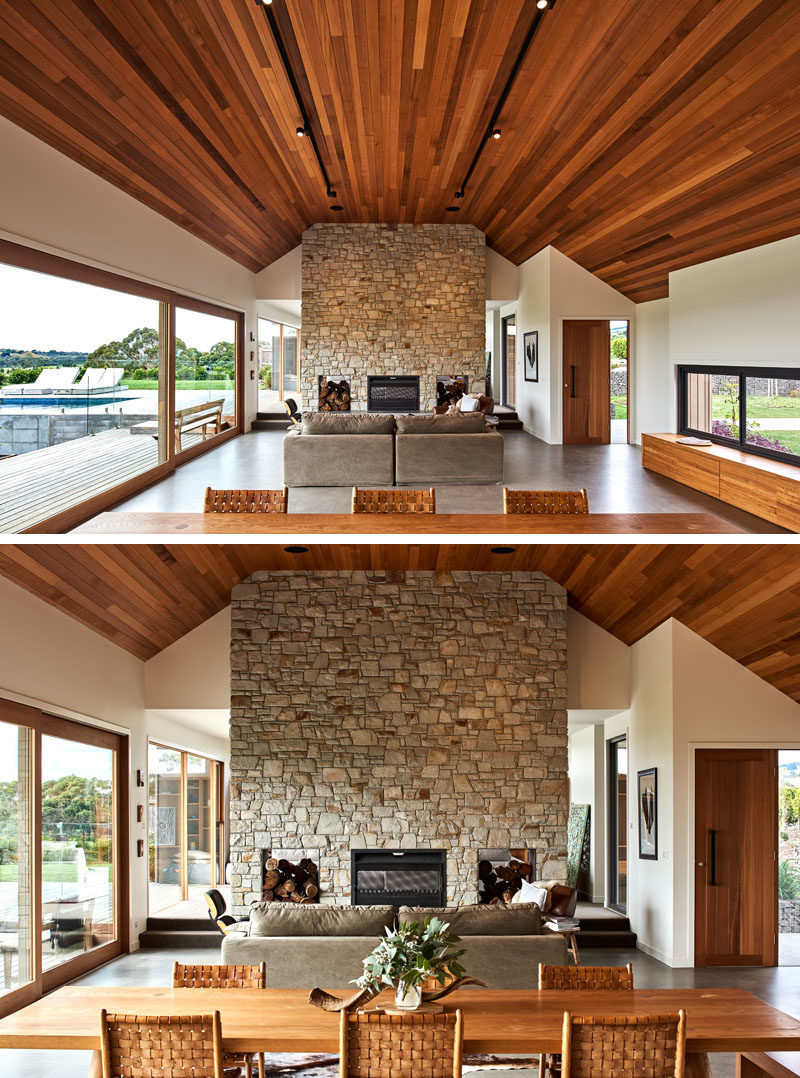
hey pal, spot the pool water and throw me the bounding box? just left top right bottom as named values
left=0, top=395, right=137, bottom=411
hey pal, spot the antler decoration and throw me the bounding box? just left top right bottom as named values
left=308, top=976, right=487, bottom=1012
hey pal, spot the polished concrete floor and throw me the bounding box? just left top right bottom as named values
left=101, top=429, right=784, bottom=532
left=4, top=945, right=800, bottom=1078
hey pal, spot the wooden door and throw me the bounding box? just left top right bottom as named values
left=562, top=320, right=610, bottom=443
left=502, top=315, right=516, bottom=408
left=694, top=749, right=777, bottom=966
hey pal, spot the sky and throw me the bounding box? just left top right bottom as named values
left=0, top=263, right=234, bottom=353
left=0, top=723, right=112, bottom=782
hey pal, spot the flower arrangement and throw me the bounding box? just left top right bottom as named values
left=355, top=917, right=465, bottom=1008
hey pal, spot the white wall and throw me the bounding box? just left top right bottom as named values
left=504, top=247, right=635, bottom=443
left=256, top=246, right=302, bottom=302
left=0, top=575, right=232, bottom=945
left=567, top=609, right=630, bottom=710
left=486, top=248, right=519, bottom=302
left=632, top=298, right=670, bottom=442
left=568, top=723, right=607, bottom=901
left=145, top=608, right=230, bottom=711
left=0, top=117, right=260, bottom=424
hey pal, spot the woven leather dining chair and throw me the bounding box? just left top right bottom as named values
left=173, top=963, right=266, bottom=1078
left=204, top=487, right=288, bottom=513
left=503, top=488, right=588, bottom=514
left=538, top=963, right=634, bottom=990
left=538, top=964, right=634, bottom=1078
left=561, top=1010, right=687, bottom=1078
left=100, top=1009, right=224, bottom=1078
left=352, top=487, right=436, bottom=513
left=339, top=1009, right=463, bottom=1078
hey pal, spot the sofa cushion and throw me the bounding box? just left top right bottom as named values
left=301, top=413, right=396, bottom=436
left=249, top=903, right=395, bottom=938
left=395, top=413, right=486, bottom=434
left=397, top=902, right=541, bottom=936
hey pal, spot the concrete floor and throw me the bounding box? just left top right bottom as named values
left=3, top=945, right=800, bottom=1078
left=102, top=428, right=784, bottom=532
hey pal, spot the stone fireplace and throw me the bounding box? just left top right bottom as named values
left=229, top=571, right=568, bottom=916
left=367, top=375, right=420, bottom=413
left=301, top=224, right=486, bottom=412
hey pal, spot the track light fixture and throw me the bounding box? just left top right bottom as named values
left=256, top=2, right=338, bottom=209
left=449, top=0, right=557, bottom=207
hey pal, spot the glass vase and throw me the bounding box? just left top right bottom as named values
left=394, top=982, right=422, bottom=1011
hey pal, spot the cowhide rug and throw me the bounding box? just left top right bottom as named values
left=260, top=1054, right=538, bottom=1076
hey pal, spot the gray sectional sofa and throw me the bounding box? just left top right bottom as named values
left=220, top=902, right=569, bottom=990
left=282, top=412, right=503, bottom=487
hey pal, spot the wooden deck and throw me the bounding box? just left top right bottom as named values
left=0, top=428, right=160, bottom=533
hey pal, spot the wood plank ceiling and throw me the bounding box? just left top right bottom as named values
left=0, top=543, right=799, bottom=703
left=0, top=0, right=798, bottom=300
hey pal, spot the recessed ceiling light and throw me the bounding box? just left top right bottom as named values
left=284, top=545, right=309, bottom=554
left=491, top=546, right=517, bottom=555
left=445, top=206, right=459, bottom=212
left=330, top=204, right=344, bottom=211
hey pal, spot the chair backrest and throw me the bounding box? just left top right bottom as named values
left=172, top=962, right=266, bottom=989
left=339, top=1009, right=462, bottom=1078
left=539, top=963, right=634, bottom=990
left=204, top=487, right=288, bottom=513
left=203, top=889, right=226, bottom=922
left=100, top=1009, right=223, bottom=1078
left=561, top=1010, right=686, bottom=1078
left=284, top=399, right=301, bottom=424
left=503, top=488, right=589, bottom=514
left=352, top=487, right=436, bottom=513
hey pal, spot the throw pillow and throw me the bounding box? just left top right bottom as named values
left=460, top=393, right=479, bottom=412
left=512, top=879, right=548, bottom=911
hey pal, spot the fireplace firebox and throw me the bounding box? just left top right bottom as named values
left=351, top=849, right=446, bottom=907
left=367, top=375, right=420, bottom=413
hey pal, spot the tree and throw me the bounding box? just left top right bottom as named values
left=611, top=337, right=628, bottom=362
left=87, top=327, right=159, bottom=369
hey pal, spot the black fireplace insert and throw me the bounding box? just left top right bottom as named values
left=351, top=849, right=446, bottom=907
left=367, top=375, right=420, bottom=413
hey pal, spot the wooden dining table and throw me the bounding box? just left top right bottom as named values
left=75, top=511, right=745, bottom=534
left=1, top=985, right=799, bottom=1077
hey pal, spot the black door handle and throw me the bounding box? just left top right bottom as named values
left=570, top=365, right=576, bottom=398
left=709, top=828, right=718, bottom=886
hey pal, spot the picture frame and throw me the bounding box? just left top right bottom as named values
left=638, top=768, right=658, bottom=860
left=523, top=331, right=538, bottom=382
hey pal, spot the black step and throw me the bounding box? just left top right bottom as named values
left=145, top=917, right=211, bottom=932
left=139, top=928, right=220, bottom=948
left=494, top=410, right=523, bottom=430
left=579, top=929, right=638, bottom=948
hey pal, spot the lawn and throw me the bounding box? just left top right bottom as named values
left=0, top=864, right=78, bottom=882
left=130, top=379, right=233, bottom=391
left=712, top=395, right=800, bottom=419
left=611, top=395, right=627, bottom=419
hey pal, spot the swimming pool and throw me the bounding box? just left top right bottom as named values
left=0, top=395, right=137, bottom=411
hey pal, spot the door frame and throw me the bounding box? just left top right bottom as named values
left=691, top=743, right=779, bottom=967
left=607, top=734, right=628, bottom=914
left=501, top=314, right=516, bottom=408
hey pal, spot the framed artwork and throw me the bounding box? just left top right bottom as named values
left=523, top=331, right=538, bottom=382
left=638, top=768, right=658, bottom=860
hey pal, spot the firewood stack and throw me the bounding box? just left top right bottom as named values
left=478, top=858, right=533, bottom=904
left=318, top=379, right=351, bottom=411
left=262, top=856, right=320, bottom=903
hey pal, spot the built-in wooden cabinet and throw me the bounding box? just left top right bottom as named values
left=642, top=433, right=800, bottom=531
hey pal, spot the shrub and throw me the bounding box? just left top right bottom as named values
left=779, top=859, right=800, bottom=900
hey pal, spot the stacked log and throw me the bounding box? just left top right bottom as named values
left=263, top=856, right=320, bottom=903
left=478, top=858, right=533, bottom=905
left=318, top=379, right=351, bottom=411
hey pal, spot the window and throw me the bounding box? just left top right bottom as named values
left=0, top=699, right=127, bottom=1017
left=679, top=365, right=800, bottom=465
left=0, top=242, right=244, bottom=531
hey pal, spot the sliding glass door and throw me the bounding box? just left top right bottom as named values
left=0, top=699, right=127, bottom=1017
left=148, top=744, right=221, bottom=914
left=258, top=317, right=301, bottom=408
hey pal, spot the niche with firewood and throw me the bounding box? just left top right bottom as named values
left=477, top=848, right=536, bottom=904
left=262, top=849, right=320, bottom=903
left=318, top=377, right=351, bottom=411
